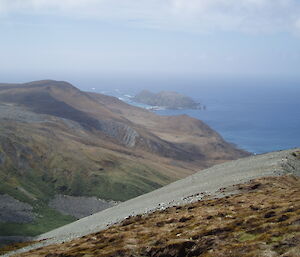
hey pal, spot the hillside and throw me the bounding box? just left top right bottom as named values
left=133, top=90, right=200, bottom=109
left=9, top=176, right=300, bottom=257
left=0, top=80, right=248, bottom=244
left=2, top=149, right=299, bottom=256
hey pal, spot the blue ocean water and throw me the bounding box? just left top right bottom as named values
left=79, top=77, right=300, bottom=154
left=143, top=80, right=300, bottom=154
left=154, top=98, right=300, bottom=154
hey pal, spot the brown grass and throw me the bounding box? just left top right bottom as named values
left=12, top=175, right=300, bottom=257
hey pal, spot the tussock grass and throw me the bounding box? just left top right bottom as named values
left=14, top=175, right=300, bottom=257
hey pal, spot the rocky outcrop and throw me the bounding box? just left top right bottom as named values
left=97, top=120, right=139, bottom=147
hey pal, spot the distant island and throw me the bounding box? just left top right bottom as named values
left=133, top=90, right=201, bottom=110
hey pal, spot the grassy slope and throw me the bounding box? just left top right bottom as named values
left=0, top=121, right=188, bottom=237
left=13, top=175, right=300, bottom=257
left=0, top=121, right=183, bottom=201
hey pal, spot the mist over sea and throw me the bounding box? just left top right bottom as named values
left=75, top=76, right=300, bottom=155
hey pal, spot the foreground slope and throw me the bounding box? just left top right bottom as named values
left=4, top=148, right=299, bottom=256
left=0, top=80, right=247, bottom=241
left=10, top=175, right=300, bottom=257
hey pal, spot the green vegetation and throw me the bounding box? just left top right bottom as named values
left=0, top=205, right=75, bottom=236
left=0, top=125, right=176, bottom=239
left=86, top=163, right=171, bottom=201
left=0, top=152, right=173, bottom=237
left=0, top=130, right=174, bottom=203
left=0, top=121, right=176, bottom=202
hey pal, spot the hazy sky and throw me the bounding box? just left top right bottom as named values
left=1, top=0, right=300, bottom=81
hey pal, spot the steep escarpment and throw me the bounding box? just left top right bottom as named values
left=0, top=80, right=248, bottom=243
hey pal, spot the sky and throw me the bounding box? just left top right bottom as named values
left=0, top=0, right=300, bottom=83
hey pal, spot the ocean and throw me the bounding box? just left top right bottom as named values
left=80, top=76, right=300, bottom=154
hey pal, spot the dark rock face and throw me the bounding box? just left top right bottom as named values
left=133, top=90, right=201, bottom=109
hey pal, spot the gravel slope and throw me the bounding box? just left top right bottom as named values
left=0, top=195, right=35, bottom=223
left=3, top=148, right=300, bottom=256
